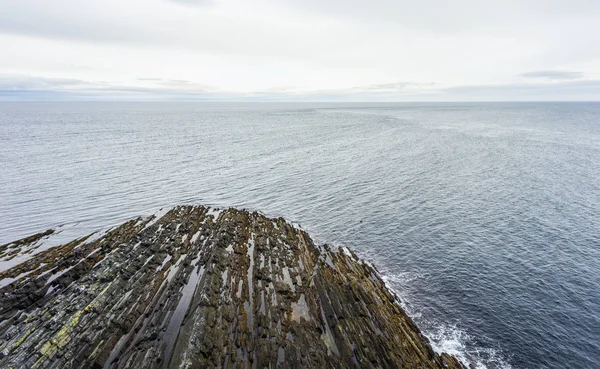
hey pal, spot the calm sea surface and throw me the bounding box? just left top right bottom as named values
left=1, top=102, right=599, bottom=368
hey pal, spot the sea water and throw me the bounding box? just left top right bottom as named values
left=1, top=102, right=599, bottom=368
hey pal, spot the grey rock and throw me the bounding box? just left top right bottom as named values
left=0, top=206, right=464, bottom=369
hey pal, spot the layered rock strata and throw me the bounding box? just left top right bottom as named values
left=0, top=205, right=463, bottom=369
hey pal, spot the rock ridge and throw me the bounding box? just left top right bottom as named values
left=0, top=205, right=464, bottom=369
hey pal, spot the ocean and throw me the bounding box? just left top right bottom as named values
left=1, top=102, right=599, bottom=368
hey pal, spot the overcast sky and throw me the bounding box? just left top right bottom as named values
left=1, top=0, right=599, bottom=101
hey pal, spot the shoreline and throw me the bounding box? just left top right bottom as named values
left=0, top=205, right=465, bottom=368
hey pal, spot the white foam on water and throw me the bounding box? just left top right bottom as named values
left=427, top=324, right=514, bottom=369
left=380, top=271, right=513, bottom=369
left=303, top=237, right=513, bottom=369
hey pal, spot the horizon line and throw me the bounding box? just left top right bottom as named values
left=1, top=100, right=600, bottom=103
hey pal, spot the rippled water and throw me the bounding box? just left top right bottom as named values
left=1, top=102, right=599, bottom=368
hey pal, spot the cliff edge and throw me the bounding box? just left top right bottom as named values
left=0, top=205, right=464, bottom=369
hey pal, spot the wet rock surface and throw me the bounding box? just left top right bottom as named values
left=0, top=206, right=464, bottom=369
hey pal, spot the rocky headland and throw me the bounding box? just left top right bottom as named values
left=0, top=205, right=464, bottom=368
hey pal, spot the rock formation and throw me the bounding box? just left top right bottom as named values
left=0, top=205, right=464, bottom=369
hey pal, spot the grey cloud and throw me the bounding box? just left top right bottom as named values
left=439, top=79, right=600, bottom=101
left=0, top=1, right=348, bottom=65
left=520, top=70, right=584, bottom=80
left=166, top=0, right=213, bottom=6
left=264, top=80, right=600, bottom=102
left=0, top=4, right=153, bottom=46
left=137, top=78, right=218, bottom=91
left=2, top=74, right=600, bottom=102
left=0, top=74, right=228, bottom=101
left=138, top=78, right=188, bottom=84
left=0, top=0, right=596, bottom=53
left=279, top=0, right=600, bottom=33
left=0, top=75, right=88, bottom=90
left=355, top=82, right=437, bottom=92
left=1, top=0, right=599, bottom=78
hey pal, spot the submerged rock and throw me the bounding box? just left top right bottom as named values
left=0, top=206, right=464, bottom=368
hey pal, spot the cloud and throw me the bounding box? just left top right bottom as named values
left=2, top=73, right=599, bottom=101
left=0, top=74, right=227, bottom=101
left=0, top=0, right=350, bottom=62
left=137, top=78, right=218, bottom=90
left=277, top=0, right=600, bottom=33
left=0, top=75, right=95, bottom=94
left=166, top=0, right=213, bottom=6
left=520, top=70, right=584, bottom=80
left=0, top=1, right=599, bottom=100
left=354, top=82, right=437, bottom=93
left=439, top=79, right=600, bottom=101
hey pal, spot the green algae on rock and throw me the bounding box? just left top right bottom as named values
left=0, top=206, right=464, bottom=369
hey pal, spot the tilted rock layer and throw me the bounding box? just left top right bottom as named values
left=0, top=205, right=464, bottom=369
